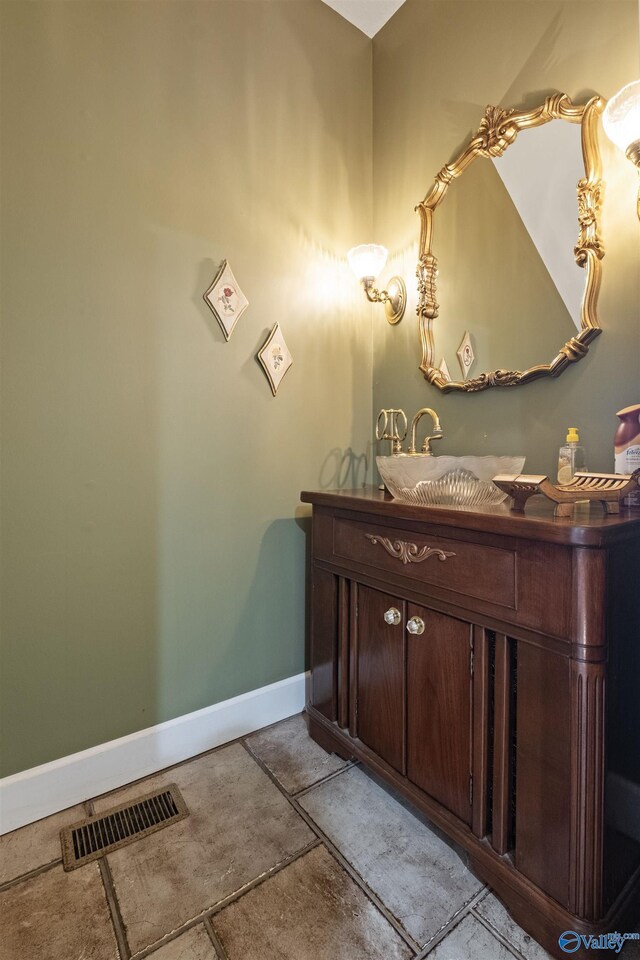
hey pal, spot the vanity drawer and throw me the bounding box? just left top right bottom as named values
left=330, top=516, right=516, bottom=609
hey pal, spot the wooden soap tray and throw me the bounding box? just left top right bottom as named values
left=492, top=471, right=640, bottom=517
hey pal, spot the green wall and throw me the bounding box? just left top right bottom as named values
left=372, top=0, right=640, bottom=478
left=2, top=0, right=639, bottom=780
left=0, top=0, right=373, bottom=777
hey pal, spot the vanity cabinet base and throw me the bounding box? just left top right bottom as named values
left=307, top=708, right=640, bottom=960
left=301, top=489, right=640, bottom=960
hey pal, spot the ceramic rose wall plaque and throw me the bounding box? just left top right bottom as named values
left=203, top=260, right=248, bottom=340
left=257, top=322, right=293, bottom=396
left=456, top=330, right=475, bottom=379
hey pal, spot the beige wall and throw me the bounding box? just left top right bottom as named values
left=0, top=0, right=373, bottom=777
left=372, top=0, right=640, bottom=478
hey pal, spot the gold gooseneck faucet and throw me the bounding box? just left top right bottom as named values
left=408, top=408, right=444, bottom=455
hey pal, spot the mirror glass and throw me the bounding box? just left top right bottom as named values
left=417, top=95, right=604, bottom=392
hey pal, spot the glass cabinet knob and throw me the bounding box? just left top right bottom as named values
left=406, top=616, right=425, bottom=635
left=384, top=607, right=402, bottom=626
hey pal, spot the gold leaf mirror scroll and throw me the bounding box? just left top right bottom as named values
left=416, top=94, right=605, bottom=392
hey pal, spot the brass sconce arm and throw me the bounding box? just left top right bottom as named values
left=361, top=276, right=407, bottom=325
left=626, top=140, right=640, bottom=166
left=347, top=244, right=407, bottom=325
left=362, top=277, right=391, bottom=303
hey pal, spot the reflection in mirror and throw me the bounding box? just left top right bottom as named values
left=416, top=94, right=605, bottom=393
left=492, top=121, right=585, bottom=330
left=435, top=155, right=580, bottom=377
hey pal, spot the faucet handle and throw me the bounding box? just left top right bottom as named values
left=422, top=431, right=444, bottom=455
left=376, top=409, right=408, bottom=454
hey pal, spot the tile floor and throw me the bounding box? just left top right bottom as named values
left=1, top=712, right=639, bottom=960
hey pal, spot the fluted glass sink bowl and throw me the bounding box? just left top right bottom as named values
left=377, top=454, right=526, bottom=507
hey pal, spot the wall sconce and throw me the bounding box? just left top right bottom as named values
left=347, top=243, right=407, bottom=324
left=602, top=79, right=640, bottom=218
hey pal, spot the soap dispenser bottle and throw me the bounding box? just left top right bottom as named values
left=557, top=428, right=586, bottom=484
left=614, top=404, right=640, bottom=506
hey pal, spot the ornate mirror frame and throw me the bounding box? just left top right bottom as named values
left=416, top=93, right=605, bottom=392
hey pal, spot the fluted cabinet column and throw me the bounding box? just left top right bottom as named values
left=569, top=547, right=607, bottom=920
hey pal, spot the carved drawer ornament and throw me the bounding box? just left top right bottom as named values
left=365, top=533, right=455, bottom=565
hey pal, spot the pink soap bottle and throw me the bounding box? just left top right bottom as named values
left=615, top=404, right=640, bottom=507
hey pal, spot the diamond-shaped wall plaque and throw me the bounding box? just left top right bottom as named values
left=203, top=260, right=248, bottom=341
left=438, top=357, right=452, bottom=383
left=257, top=323, right=293, bottom=396
left=456, top=330, right=475, bottom=379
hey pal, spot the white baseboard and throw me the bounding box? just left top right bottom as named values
left=0, top=672, right=308, bottom=835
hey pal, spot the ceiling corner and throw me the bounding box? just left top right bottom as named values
left=320, top=0, right=407, bottom=39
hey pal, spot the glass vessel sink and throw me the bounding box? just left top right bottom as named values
left=376, top=454, right=526, bottom=507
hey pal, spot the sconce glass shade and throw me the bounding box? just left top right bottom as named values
left=603, top=79, right=640, bottom=163
left=347, top=243, right=388, bottom=281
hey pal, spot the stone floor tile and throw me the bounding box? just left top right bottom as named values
left=0, top=803, right=86, bottom=884
left=0, top=863, right=119, bottom=960
left=213, top=844, right=413, bottom=960
left=149, top=925, right=220, bottom=960
left=474, top=893, right=554, bottom=959
left=622, top=934, right=640, bottom=958
left=245, top=713, right=348, bottom=794
left=427, top=914, right=517, bottom=960
left=93, top=743, right=314, bottom=955
left=299, top=765, right=482, bottom=947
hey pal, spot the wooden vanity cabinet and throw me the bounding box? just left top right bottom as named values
left=301, top=488, right=640, bottom=960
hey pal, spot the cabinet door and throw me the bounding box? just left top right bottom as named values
left=356, top=584, right=405, bottom=773
left=407, top=605, right=473, bottom=824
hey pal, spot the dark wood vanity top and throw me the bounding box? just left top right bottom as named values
left=300, top=485, right=640, bottom=547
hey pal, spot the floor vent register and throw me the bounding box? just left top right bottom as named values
left=60, top=784, right=188, bottom=870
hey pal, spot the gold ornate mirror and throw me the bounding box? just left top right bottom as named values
left=416, top=93, right=605, bottom=392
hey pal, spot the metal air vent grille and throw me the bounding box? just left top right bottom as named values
left=60, top=783, right=188, bottom=870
